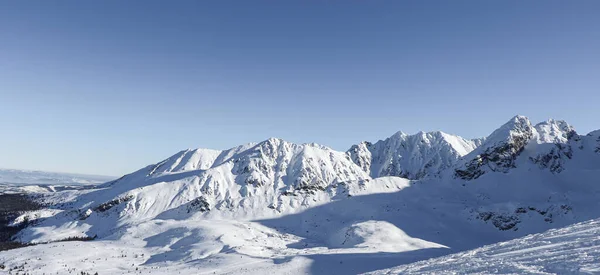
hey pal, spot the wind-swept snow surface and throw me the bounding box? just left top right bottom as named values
left=367, top=218, right=600, bottom=275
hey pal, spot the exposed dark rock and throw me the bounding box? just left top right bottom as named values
left=281, top=191, right=297, bottom=197
left=530, top=143, right=573, bottom=174
left=515, top=207, right=528, bottom=214
left=93, top=195, right=134, bottom=213
left=456, top=118, right=533, bottom=180
left=478, top=211, right=520, bottom=231
left=187, top=196, right=210, bottom=213
left=560, top=204, right=573, bottom=213
left=295, top=184, right=326, bottom=195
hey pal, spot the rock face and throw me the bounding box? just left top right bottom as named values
left=454, top=117, right=591, bottom=180
left=585, top=130, right=600, bottom=153
left=348, top=131, right=479, bottom=180
left=529, top=120, right=582, bottom=174
left=455, top=116, right=534, bottom=180
left=529, top=143, right=573, bottom=173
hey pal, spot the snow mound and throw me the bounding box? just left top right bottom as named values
left=328, top=220, right=446, bottom=252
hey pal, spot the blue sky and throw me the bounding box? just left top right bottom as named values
left=1, top=1, right=599, bottom=176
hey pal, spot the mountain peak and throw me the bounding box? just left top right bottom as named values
left=257, top=137, right=289, bottom=147
left=348, top=130, right=480, bottom=180
left=533, top=119, right=576, bottom=144
left=455, top=116, right=534, bottom=180
left=391, top=130, right=408, bottom=139
left=484, top=115, right=532, bottom=146
left=505, top=115, right=531, bottom=131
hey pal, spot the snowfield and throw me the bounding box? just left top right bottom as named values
left=367, top=218, right=600, bottom=275
left=1, top=116, right=600, bottom=274
left=3, top=216, right=600, bottom=274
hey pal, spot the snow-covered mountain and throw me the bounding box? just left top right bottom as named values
left=3, top=115, right=600, bottom=274
left=454, top=116, right=587, bottom=180
left=13, top=138, right=378, bottom=243
left=348, top=131, right=481, bottom=179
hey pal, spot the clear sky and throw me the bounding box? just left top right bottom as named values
left=1, top=1, right=599, bottom=176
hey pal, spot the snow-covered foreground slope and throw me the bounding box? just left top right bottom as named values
left=3, top=172, right=600, bottom=274
left=2, top=115, right=600, bottom=274
left=1, top=177, right=451, bottom=275
left=367, top=218, right=600, bottom=275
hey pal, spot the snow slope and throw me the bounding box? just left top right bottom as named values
left=367, top=218, right=600, bottom=274
left=1, top=177, right=437, bottom=275
left=2, top=115, right=600, bottom=274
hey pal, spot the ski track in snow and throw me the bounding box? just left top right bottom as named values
left=367, top=218, right=600, bottom=275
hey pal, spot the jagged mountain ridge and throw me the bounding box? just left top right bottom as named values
left=113, top=137, right=371, bottom=193
left=79, top=130, right=487, bottom=225
left=16, top=138, right=381, bottom=241
left=24, top=115, right=600, bottom=231
left=12, top=125, right=491, bottom=242
left=348, top=131, right=483, bottom=179
left=454, top=116, right=588, bottom=180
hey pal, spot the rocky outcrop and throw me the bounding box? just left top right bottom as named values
left=477, top=204, right=573, bottom=231
left=455, top=116, right=533, bottom=180
left=530, top=143, right=573, bottom=173
left=478, top=211, right=520, bottom=231
left=187, top=196, right=210, bottom=213
left=93, top=195, right=134, bottom=213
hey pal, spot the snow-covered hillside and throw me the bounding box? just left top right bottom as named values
left=367, top=218, right=600, bottom=274
left=2, top=115, right=600, bottom=274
